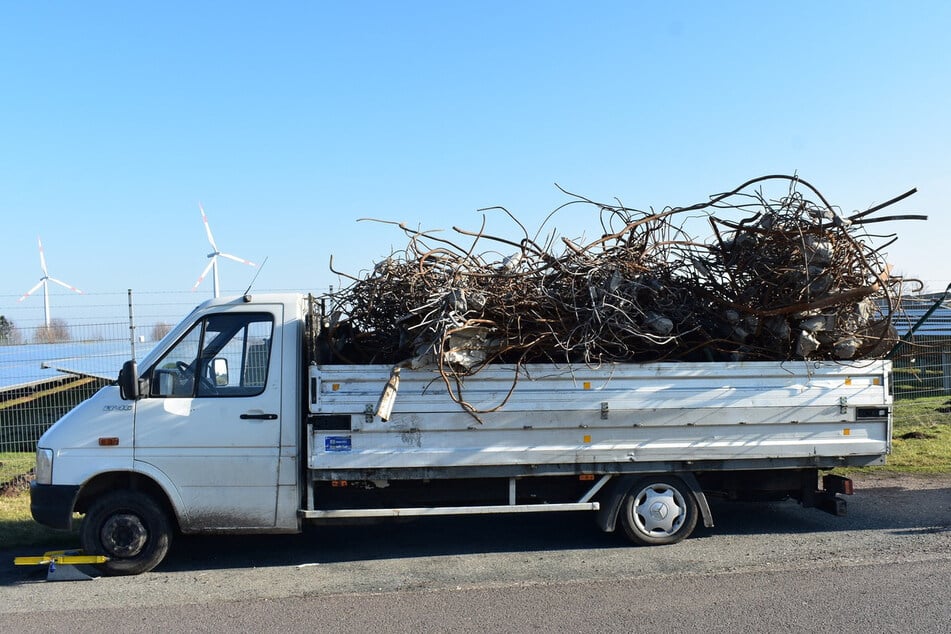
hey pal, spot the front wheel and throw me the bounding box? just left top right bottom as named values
left=619, top=476, right=698, bottom=546
left=80, top=491, right=172, bottom=576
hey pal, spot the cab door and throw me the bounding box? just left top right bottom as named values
left=133, top=305, right=283, bottom=530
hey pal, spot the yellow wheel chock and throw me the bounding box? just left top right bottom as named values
left=14, top=550, right=109, bottom=581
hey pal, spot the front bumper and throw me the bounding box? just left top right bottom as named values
left=30, top=482, right=80, bottom=530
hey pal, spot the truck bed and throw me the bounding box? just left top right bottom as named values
left=307, top=360, right=891, bottom=477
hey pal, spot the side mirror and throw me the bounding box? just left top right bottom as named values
left=118, top=360, right=140, bottom=400
left=212, top=357, right=229, bottom=386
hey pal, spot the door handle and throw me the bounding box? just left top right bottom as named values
left=240, top=413, right=278, bottom=420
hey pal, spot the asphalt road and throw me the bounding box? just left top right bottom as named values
left=1, top=473, right=949, bottom=632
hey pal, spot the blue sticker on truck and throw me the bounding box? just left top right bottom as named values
left=325, top=436, right=352, bottom=452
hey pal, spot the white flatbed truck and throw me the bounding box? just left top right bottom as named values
left=30, top=293, right=892, bottom=575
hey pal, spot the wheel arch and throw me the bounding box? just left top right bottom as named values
left=75, top=471, right=181, bottom=533
left=595, top=472, right=714, bottom=533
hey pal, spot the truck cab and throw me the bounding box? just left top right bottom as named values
left=31, top=294, right=305, bottom=575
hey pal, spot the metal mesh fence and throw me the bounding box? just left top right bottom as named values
left=0, top=290, right=222, bottom=452
left=888, top=292, right=951, bottom=400
left=890, top=335, right=951, bottom=400
left=0, top=316, right=141, bottom=452
left=1, top=376, right=111, bottom=452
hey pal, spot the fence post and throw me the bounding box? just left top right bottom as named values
left=127, top=289, right=137, bottom=363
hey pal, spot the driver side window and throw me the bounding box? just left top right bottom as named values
left=149, top=312, right=273, bottom=398
left=150, top=324, right=202, bottom=397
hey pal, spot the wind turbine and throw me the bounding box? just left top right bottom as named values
left=18, top=236, right=84, bottom=327
left=192, top=203, right=256, bottom=298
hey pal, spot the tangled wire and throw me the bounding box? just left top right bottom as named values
left=318, top=175, right=924, bottom=374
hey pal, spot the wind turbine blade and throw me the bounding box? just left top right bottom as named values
left=198, top=202, right=219, bottom=251
left=192, top=257, right=216, bottom=291
left=218, top=252, right=257, bottom=268
left=18, top=281, right=45, bottom=302
left=37, top=236, right=49, bottom=275
left=48, top=277, right=84, bottom=295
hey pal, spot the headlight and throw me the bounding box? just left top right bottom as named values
left=35, top=448, right=53, bottom=485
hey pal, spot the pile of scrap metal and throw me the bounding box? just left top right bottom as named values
left=319, top=174, right=925, bottom=373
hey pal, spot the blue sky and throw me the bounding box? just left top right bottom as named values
left=1, top=1, right=949, bottom=327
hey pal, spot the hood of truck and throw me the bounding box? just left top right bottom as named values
left=38, top=385, right=134, bottom=451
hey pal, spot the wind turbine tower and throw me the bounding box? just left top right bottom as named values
left=192, top=203, right=256, bottom=298
left=18, top=236, right=84, bottom=327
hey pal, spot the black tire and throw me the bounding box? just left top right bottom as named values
left=618, top=475, right=698, bottom=546
left=80, top=490, right=172, bottom=576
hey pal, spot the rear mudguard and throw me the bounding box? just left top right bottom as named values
left=596, top=472, right=714, bottom=532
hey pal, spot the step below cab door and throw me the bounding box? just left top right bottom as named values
left=133, top=305, right=283, bottom=530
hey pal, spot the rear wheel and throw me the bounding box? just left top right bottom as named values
left=619, top=476, right=698, bottom=546
left=80, top=490, right=172, bottom=576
